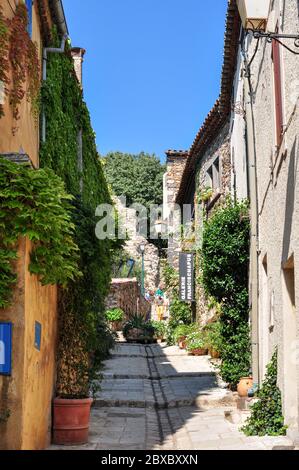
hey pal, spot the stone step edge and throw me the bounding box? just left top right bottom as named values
left=93, top=394, right=237, bottom=410
left=110, top=354, right=190, bottom=359
left=101, top=372, right=216, bottom=380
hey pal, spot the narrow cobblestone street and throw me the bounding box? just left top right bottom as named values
left=51, top=343, right=294, bottom=451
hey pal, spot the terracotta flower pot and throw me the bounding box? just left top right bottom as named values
left=209, top=348, right=220, bottom=359
left=110, top=321, right=122, bottom=332
left=237, top=377, right=253, bottom=398
left=53, top=397, right=93, bottom=446
left=189, top=348, right=208, bottom=356
left=178, top=336, right=187, bottom=350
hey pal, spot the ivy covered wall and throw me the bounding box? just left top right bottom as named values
left=40, top=34, right=117, bottom=392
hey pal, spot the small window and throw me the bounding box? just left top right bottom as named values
left=212, top=157, right=220, bottom=190
left=25, top=0, right=33, bottom=38
left=206, top=157, right=220, bottom=191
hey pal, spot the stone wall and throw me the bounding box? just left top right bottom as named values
left=163, top=151, right=188, bottom=269
left=114, top=197, right=160, bottom=292
left=106, top=279, right=151, bottom=320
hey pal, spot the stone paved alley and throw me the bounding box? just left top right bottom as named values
left=51, top=343, right=294, bottom=451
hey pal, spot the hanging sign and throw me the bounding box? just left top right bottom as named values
left=0, top=323, right=12, bottom=376
left=179, top=253, right=195, bottom=302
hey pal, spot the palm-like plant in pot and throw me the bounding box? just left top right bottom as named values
left=123, top=314, right=155, bottom=344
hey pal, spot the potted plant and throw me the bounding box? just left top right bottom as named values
left=151, top=321, right=167, bottom=342
left=53, top=311, right=94, bottom=446
left=105, top=307, right=124, bottom=332
left=186, top=330, right=208, bottom=356
left=123, top=314, right=155, bottom=344
left=173, top=324, right=197, bottom=349
left=237, top=377, right=254, bottom=398
left=204, top=321, right=222, bottom=359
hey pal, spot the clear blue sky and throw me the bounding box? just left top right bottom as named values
left=63, top=0, right=228, bottom=160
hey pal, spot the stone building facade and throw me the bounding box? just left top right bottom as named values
left=173, top=0, right=240, bottom=326
left=163, top=150, right=188, bottom=269
left=237, top=0, right=299, bottom=442
left=114, top=197, right=160, bottom=292
left=171, top=0, right=299, bottom=442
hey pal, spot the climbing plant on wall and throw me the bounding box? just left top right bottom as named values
left=201, top=200, right=251, bottom=388
left=0, top=157, right=80, bottom=308
left=8, top=4, right=40, bottom=129
left=40, top=31, right=119, bottom=395
left=242, top=349, right=287, bottom=436
left=0, top=4, right=40, bottom=127
left=0, top=6, right=9, bottom=118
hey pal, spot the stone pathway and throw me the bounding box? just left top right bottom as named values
left=51, top=343, right=294, bottom=450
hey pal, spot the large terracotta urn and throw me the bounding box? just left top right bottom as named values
left=237, top=377, right=253, bottom=398
left=53, top=397, right=93, bottom=445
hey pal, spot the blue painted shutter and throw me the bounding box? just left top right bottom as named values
left=25, top=0, right=33, bottom=38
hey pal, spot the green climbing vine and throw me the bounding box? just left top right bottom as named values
left=242, top=349, right=287, bottom=436
left=201, top=200, right=251, bottom=388
left=40, top=30, right=120, bottom=397
left=7, top=4, right=40, bottom=130
left=0, top=157, right=80, bottom=308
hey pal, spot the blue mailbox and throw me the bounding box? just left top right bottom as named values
left=0, top=323, right=12, bottom=376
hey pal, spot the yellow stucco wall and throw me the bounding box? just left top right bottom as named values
left=0, top=0, right=42, bottom=168
left=0, top=239, right=58, bottom=450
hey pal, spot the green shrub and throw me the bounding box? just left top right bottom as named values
left=201, top=201, right=251, bottom=388
left=162, top=261, right=193, bottom=345
left=204, top=322, right=222, bottom=354
left=150, top=321, right=167, bottom=340
left=173, top=323, right=198, bottom=344
left=242, top=349, right=287, bottom=436
left=105, top=308, right=124, bottom=323
left=185, top=330, right=207, bottom=352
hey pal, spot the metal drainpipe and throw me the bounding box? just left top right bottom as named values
left=242, top=41, right=260, bottom=388
left=42, top=34, right=68, bottom=143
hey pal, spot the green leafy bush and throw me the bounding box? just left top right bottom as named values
left=173, top=323, right=198, bottom=344
left=162, top=262, right=193, bottom=344
left=204, top=322, right=223, bottom=355
left=202, top=201, right=251, bottom=387
left=0, top=158, right=80, bottom=308
left=185, top=330, right=207, bottom=352
left=150, top=321, right=167, bottom=340
left=105, top=308, right=124, bottom=323
left=242, top=349, right=287, bottom=436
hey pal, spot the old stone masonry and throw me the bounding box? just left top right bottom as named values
left=51, top=343, right=293, bottom=451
